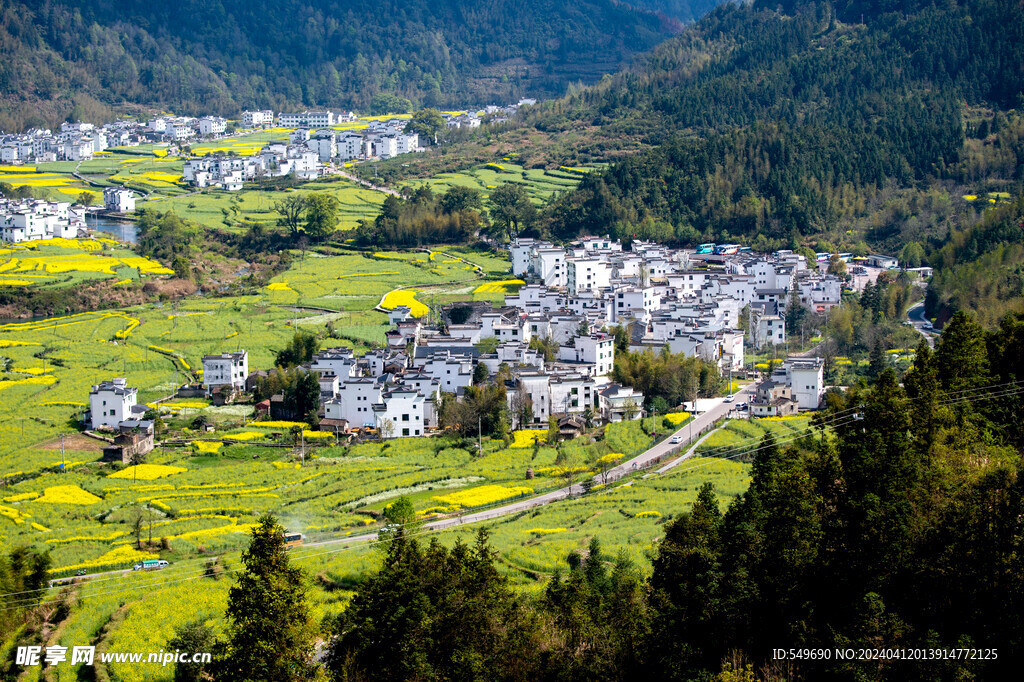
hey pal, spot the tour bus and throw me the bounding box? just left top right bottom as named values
left=696, top=243, right=715, bottom=254
left=838, top=252, right=853, bottom=262
left=284, top=532, right=304, bottom=550
left=816, top=252, right=831, bottom=262
left=714, top=243, right=740, bottom=255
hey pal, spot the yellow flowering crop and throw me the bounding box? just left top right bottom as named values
left=635, top=510, right=662, bottom=519
left=474, top=279, right=525, bottom=294
left=524, top=528, right=567, bottom=534
left=432, top=484, right=533, bottom=510
left=247, top=420, right=308, bottom=429
left=0, top=505, right=28, bottom=524
left=3, top=492, right=39, bottom=502
left=301, top=430, right=334, bottom=439
left=663, top=412, right=691, bottom=425
left=224, top=432, right=264, bottom=441
left=46, top=530, right=128, bottom=544
left=36, top=485, right=102, bottom=505
left=0, top=376, right=56, bottom=391
left=266, top=282, right=293, bottom=291
left=510, top=430, right=546, bottom=448
left=54, top=545, right=154, bottom=574
left=108, top=465, right=187, bottom=480
left=192, top=441, right=223, bottom=453
left=596, top=453, right=625, bottom=465
left=381, top=289, right=429, bottom=317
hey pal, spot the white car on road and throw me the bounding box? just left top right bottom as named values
left=670, top=435, right=683, bottom=445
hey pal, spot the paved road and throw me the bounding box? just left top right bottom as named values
left=51, top=384, right=756, bottom=586
left=906, top=301, right=937, bottom=348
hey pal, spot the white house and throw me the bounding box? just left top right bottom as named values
left=372, top=388, right=427, bottom=438
left=201, top=351, right=249, bottom=396
left=89, top=378, right=138, bottom=430
left=598, top=384, right=645, bottom=422
left=241, top=110, right=274, bottom=128
left=560, top=334, right=615, bottom=377
left=103, top=187, right=136, bottom=213
left=198, top=117, right=227, bottom=137
left=325, top=378, right=383, bottom=427
left=784, top=357, right=825, bottom=410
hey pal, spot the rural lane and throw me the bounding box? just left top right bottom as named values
left=53, top=384, right=755, bottom=586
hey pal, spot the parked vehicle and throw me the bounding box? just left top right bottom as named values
left=724, top=395, right=735, bottom=403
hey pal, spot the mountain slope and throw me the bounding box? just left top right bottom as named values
left=0, top=0, right=678, bottom=130
left=529, top=0, right=1024, bottom=250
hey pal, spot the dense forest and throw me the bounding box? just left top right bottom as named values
left=526, top=0, right=1023, bottom=252
left=0, top=0, right=683, bottom=130
left=927, top=195, right=1024, bottom=326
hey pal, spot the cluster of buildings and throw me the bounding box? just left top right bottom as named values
left=0, top=189, right=137, bottom=243
left=1, top=122, right=112, bottom=163
left=0, top=199, right=87, bottom=242
left=0, top=116, right=240, bottom=164
left=84, top=237, right=859, bottom=445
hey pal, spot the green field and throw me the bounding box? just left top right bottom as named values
left=143, top=177, right=385, bottom=231
left=696, top=416, right=814, bottom=457
left=1, top=427, right=749, bottom=682
left=400, top=161, right=597, bottom=205
left=0, top=248, right=506, bottom=461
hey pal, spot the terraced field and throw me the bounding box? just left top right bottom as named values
left=400, top=160, right=597, bottom=205
left=0, top=237, right=172, bottom=288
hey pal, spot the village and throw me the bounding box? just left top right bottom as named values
left=80, top=235, right=902, bottom=462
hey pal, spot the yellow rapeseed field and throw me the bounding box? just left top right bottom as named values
left=108, top=465, right=187, bottom=481
left=473, top=279, right=525, bottom=294
left=510, top=430, right=546, bottom=448
left=432, top=484, right=533, bottom=510
left=55, top=546, right=154, bottom=574
left=380, top=289, right=429, bottom=317
left=36, top=485, right=102, bottom=505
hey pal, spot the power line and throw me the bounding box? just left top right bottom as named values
left=4, top=379, right=1022, bottom=609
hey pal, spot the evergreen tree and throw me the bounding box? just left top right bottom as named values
left=216, top=513, right=314, bottom=681
left=327, top=529, right=540, bottom=681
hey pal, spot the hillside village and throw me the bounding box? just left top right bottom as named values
left=81, top=236, right=887, bottom=456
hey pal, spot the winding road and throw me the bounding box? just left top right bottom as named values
left=52, top=384, right=756, bottom=587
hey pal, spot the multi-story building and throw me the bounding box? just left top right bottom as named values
left=89, top=378, right=138, bottom=430
left=201, top=351, right=249, bottom=396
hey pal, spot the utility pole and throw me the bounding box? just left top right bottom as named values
left=478, top=415, right=483, bottom=456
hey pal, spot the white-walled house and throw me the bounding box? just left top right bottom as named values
left=784, top=357, right=825, bottom=410
left=372, top=388, right=427, bottom=437
left=325, top=378, right=383, bottom=427
left=201, top=351, right=249, bottom=395
left=89, top=378, right=137, bottom=430
left=198, top=117, right=227, bottom=136
left=598, top=384, right=645, bottom=422
left=559, top=334, right=615, bottom=377
left=103, top=187, right=136, bottom=213
left=241, top=110, right=274, bottom=128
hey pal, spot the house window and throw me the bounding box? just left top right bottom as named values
left=402, top=414, right=409, bottom=421
left=402, top=428, right=410, bottom=436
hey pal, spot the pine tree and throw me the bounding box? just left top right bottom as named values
left=216, top=513, right=314, bottom=681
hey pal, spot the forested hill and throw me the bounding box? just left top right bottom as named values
left=0, top=0, right=682, bottom=131
left=533, top=0, right=1024, bottom=251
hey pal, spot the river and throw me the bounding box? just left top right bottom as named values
left=87, top=215, right=137, bottom=244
